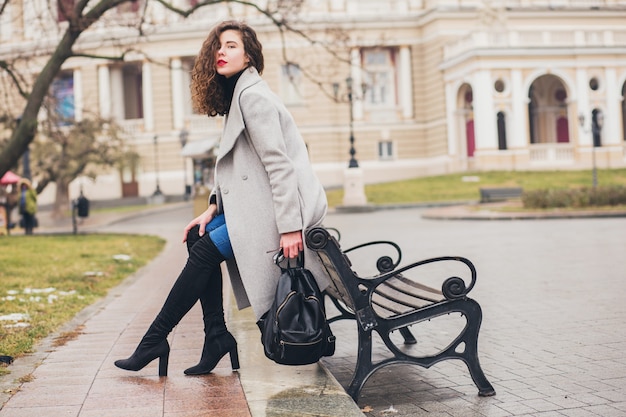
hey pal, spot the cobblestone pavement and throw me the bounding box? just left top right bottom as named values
left=2, top=203, right=625, bottom=417
left=321, top=209, right=626, bottom=417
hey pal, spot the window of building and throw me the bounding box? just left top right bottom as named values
left=51, top=72, right=75, bottom=125
left=124, top=64, right=143, bottom=119
left=117, top=0, right=141, bottom=14
left=113, top=63, right=143, bottom=120
left=280, top=63, right=304, bottom=105
left=181, top=58, right=196, bottom=116
left=494, top=79, right=505, bottom=93
left=378, top=141, right=394, bottom=160
left=362, top=48, right=397, bottom=108
left=57, top=0, right=74, bottom=22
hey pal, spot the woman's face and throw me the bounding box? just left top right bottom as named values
left=216, top=30, right=249, bottom=78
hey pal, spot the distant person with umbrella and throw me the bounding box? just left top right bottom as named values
left=0, top=170, right=22, bottom=235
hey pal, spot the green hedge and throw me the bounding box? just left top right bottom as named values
left=522, top=186, right=626, bottom=209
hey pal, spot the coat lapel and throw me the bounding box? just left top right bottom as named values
left=217, top=67, right=262, bottom=161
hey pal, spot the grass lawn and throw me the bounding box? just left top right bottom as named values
left=325, top=168, right=626, bottom=207
left=0, top=233, right=165, bottom=375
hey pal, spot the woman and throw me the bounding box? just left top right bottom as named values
left=115, top=20, right=329, bottom=376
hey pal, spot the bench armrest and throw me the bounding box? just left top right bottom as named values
left=358, top=255, right=478, bottom=300
left=343, top=240, right=402, bottom=273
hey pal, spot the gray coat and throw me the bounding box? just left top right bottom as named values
left=211, top=67, right=329, bottom=320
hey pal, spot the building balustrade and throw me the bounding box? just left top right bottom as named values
left=529, top=143, right=575, bottom=163
left=444, top=28, right=626, bottom=60
left=118, top=119, right=145, bottom=137
left=431, top=0, right=621, bottom=8
left=185, top=115, right=223, bottom=134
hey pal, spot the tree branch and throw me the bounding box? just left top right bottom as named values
left=0, top=0, right=9, bottom=15
left=153, top=0, right=225, bottom=18
left=0, top=61, right=30, bottom=99
left=71, top=49, right=138, bottom=62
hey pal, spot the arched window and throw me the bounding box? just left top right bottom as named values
left=528, top=75, right=570, bottom=144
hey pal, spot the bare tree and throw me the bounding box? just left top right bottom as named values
left=0, top=0, right=349, bottom=178
left=33, top=102, right=135, bottom=217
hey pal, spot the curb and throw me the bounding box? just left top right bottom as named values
left=421, top=203, right=626, bottom=220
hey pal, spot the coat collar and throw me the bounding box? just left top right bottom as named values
left=218, top=66, right=263, bottom=159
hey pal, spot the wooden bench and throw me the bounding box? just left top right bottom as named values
left=480, top=187, right=523, bottom=203
left=305, top=227, right=496, bottom=401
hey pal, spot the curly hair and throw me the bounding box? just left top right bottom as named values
left=191, top=20, right=264, bottom=117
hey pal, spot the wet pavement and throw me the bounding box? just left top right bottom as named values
left=1, top=202, right=626, bottom=416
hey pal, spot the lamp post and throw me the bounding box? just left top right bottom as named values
left=333, top=76, right=368, bottom=207
left=333, top=77, right=367, bottom=168
left=152, top=135, right=162, bottom=196
left=179, top=128, right=190, bottom=201
left=578, top=110, right=602, bottom=188
left=590, top=109, right=603, bottom=188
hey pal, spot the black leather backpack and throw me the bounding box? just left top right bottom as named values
left=257, top=251, right=335, bottom=365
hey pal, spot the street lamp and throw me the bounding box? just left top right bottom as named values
left=152, top=135, right=162, bottom=196
left=591, top=109, right=603, bottom=188
left=179, top=128, right=190, bottom=201
left=332, top=76, right=369, bottom=207
left=578, top=110, right=602, bottom=188
left=333, top=76, right=367, bottom=168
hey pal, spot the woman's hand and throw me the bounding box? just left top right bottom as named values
left=183, top=204, right=218, bottom=243
left=280, top=230, right=303, bottom=259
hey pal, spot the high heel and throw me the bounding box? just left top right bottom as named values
left=230, top=345, right=240, bottom=370
left=184, top=332, right=238, bottom=375
left=114, top=339, right=170, bottom=376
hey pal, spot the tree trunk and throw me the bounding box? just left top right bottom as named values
left=53, top=178, right=72, bottom=219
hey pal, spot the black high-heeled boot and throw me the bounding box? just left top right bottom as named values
left=115, top=235, right=225, bottom=376
left=114, top=337, right=170, bottom=376
left=184, top=317, right=239, bottom=375
left=184, top=250, right=239, bottom=375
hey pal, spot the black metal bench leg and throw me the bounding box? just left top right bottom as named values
left=347, top=329, right=375, bottom=401
left=399, top=327, right=417, bottom=345
left=459, top=302, right=496, bottom=396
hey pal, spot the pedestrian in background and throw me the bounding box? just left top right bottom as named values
left=115, top=20, right=329, bottom=377
left=18, top=178, right=37, bottom=235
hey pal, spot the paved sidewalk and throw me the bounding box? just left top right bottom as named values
left=2, top=202, right=626, bottom=416
left=0, top=202, right=361, bottom=417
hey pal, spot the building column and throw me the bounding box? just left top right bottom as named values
left=445, top=82, right=458, bottom=156
left=472, top=69, right=496, bottom=150
left=142, top=61, right=154, bottom=132
left=604, top=67, right=620, bottom=145
left=171, top=58, right=185, bottom=131
left=73, top=69, right=83, bottom=122
left=576, top=67, right=591, bottom=146
left=350, top=48, right=364, bottom=120
left=399, top=46, right=414, bottom=119
left=510, top=69, right=527, bottom=149
left=98, top=65, right=111, bottom=119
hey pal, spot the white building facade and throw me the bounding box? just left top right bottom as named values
left=1, top=0, right=625, bottom=203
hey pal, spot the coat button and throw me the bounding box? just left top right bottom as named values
left=223, top=189, right=229, bottom=194
left=242, top=175, right=248, bottom=180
